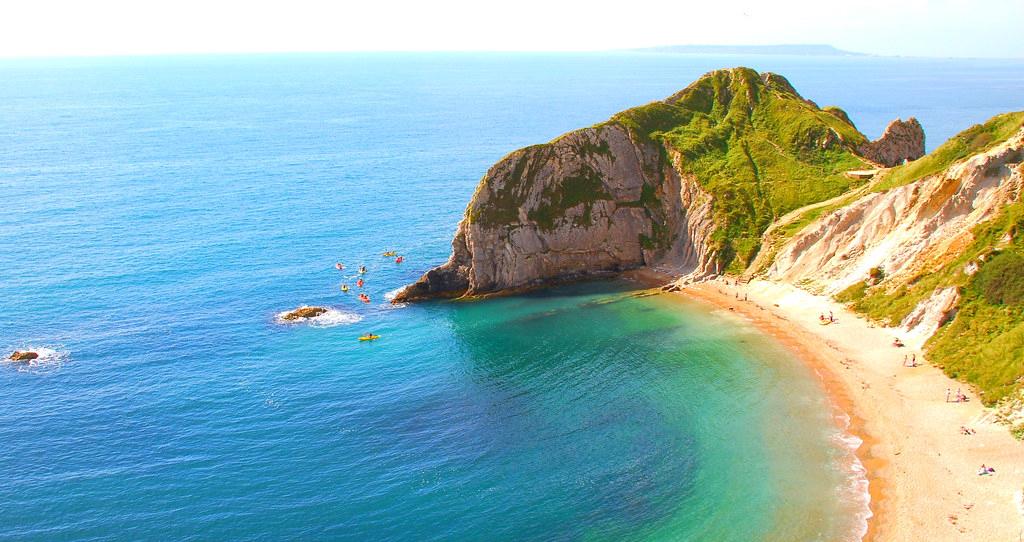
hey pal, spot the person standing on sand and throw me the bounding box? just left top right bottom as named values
left=946, top=388, right=951, bottom=402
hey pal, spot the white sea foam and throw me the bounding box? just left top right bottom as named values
left=4, top=345, right=69, bottom=372
left=830, top=410, right=872, bottom=542
left=275, top=307, right=362, bottom=328
left=384, top=288, right=408, bottom=308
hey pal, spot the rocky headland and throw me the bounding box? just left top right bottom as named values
left=396, top=67, right=925, bottom=301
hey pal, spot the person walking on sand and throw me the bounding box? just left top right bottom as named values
left=946, top=388, right=951, bottom=402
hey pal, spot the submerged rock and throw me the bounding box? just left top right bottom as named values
left=281, top=306, right=329, bottom=321
left=9, top=351, right=39, bottom=362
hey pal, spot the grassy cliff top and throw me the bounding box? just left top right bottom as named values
left=607, top=67, right=871, bottom=271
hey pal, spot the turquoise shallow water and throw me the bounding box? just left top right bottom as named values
left=1, top=53, right=1022, bottom=540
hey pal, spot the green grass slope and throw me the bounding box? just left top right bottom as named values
left=609, top=67, right=871, bottom=271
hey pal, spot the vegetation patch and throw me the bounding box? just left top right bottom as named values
left=469, top=146, right=552, bottom=228
left=975, top=251, right=1024, bottom=306
left=573, top=138, right=613, bottom=161
left=527, top=164, right=611, bottom=231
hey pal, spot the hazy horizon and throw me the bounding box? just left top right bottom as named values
left=2, top=0, right=1023, bottom=60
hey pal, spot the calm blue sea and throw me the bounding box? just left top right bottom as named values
left=1, top=53, right=1021, bottom=541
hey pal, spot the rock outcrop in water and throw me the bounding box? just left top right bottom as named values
left=281, top=306, right=329, bottom=321
left=857, top=118, right=926, bottom=167
left=396, top=67, right=902, bottom=301
left=8, top=351, right=39, bottom=362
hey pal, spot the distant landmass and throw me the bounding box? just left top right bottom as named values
left=630, top=44, right=865, bottom=56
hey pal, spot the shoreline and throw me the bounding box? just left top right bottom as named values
left=625, top=270, right=1024, bottom=541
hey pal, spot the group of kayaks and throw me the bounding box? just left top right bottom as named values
left=334, top=250, right=407, bottom=342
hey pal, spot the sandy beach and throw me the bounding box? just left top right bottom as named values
left=629, top=271, right=1024, bottom=541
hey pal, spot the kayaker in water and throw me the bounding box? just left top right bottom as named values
left=341, top=284, right=349, bottom=292
left=359, top=266, right=367, bottom=274
left=357, top=278, right=364, bottom=288
left=395, top=256, right=404, bottom=264
left=335, top=262, right=344, bottom=270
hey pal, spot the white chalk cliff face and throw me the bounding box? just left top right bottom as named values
left=768, top=127, right=1024, bottom=340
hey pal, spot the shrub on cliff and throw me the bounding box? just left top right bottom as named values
left=975, top=251, right=1024, bottom=306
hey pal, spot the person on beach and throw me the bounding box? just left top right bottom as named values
left=946, top=388, right=951, bottom=402
left=828, top=310, right=834, bottom=322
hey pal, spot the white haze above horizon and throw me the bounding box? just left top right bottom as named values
left=1, top=0, right=1021, bottom=59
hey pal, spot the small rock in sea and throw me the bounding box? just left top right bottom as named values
left=281, top=306, right=329, bottom=321
left=9, top=351, right=39, bottom=362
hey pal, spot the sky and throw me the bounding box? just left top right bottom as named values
left=0, top=0, right=1021, bottom=58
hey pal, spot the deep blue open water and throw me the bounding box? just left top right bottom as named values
left=1, top=53, right=1022, bottom=541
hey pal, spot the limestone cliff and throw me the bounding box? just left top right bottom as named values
left=396, top=67, right=890, bottom=301
left=858, top=118, right=926, bottom=167
left=395, top=124, right=717, bottom=301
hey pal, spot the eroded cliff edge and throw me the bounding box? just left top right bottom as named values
left=395, top=123, right=715, bottom=301
left=764, top=113, right=1024, bottom=408
left=396, top=67, right=921, bottom=301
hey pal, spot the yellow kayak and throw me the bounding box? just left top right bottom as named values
left=382, top=251, right=397, bottom=257
left=359, top=334, right=381, bottom=341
